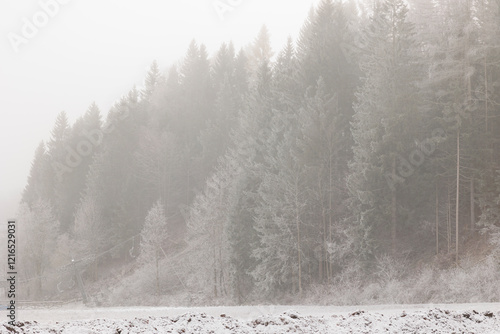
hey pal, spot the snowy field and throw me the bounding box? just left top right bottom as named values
left=2, top=303, right=500, bottom=333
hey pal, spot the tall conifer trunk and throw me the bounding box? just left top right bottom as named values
left=456, top=129, right=460, bottom=264
left=436, top=183, right=439, bottom=255
left=392, top=156, right=397, bottom=255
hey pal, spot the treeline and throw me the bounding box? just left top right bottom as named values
left=20, top=0, right=500, bottom=303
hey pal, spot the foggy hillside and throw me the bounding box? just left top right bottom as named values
left=17, top=0, right=500, bottom=307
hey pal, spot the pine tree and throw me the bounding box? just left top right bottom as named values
left=423, top=0, right=484, bottom=262
left=46, top=111, right=73, bottom=231
left=187, top=154, right=242, bottom=298
left=175, top=41, right=217, bottom=211
left=294, top=2, right=360, bottom=280
left=299, top=77, right=356, bottom=283
left=297, top=0, right=357, bottom=98
left=348, top=0, right=424, bottom=258
left=18, top=200, right=59, bottom=297
left=233, top=49, right=249, bottom=96
left=141, top=60, right=163, bottom=102
left=59, top=103, right=103, bottom=234
left=22, top=141, right=52, bottom=207
left=252, top=104, right=308, bottom=296
left=247, top=25, right=274, bottom=87
left=473, top=0, right=500, bottom=231
left=198, top=74, right=239, bottom=173
left=89, top=88, right=146, bottom=245
left=212, top=42, right=236, bottom=92
left=48, top=111, right=70, bottom=154
left=205, top=59, right=273, bottom=300
left=273, top=37, right=300, bottom=99
left=73, top=151, right=108, bottom=260
left=47, top=111, right=70, bottom=183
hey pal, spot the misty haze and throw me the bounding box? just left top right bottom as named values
left=1, top=0, right=500, bottom=332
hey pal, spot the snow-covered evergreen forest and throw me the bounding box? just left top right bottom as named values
left=18, top=0, right=500, bottom=306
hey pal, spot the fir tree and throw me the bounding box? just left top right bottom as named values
left=18, top=199, right=59, bottom=297
left=348, top=0, right=424, bottom=257
left=22, top=141, right=52, bottom=207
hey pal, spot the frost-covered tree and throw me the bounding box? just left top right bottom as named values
left=141, top=60, right=163, bottom=102
left=188, top=154, right=242, bottom=298
left=252, top=106, right=308, bottom=297
left=22, top=141, right=52, bottom=207
left=46, top=111, right=71, bottom=228
left=18, top=199, right=59, bottom=297
left=472, top=0, right=500, bottom=232
left=211, top=42, right=236, bottom=92
left=73, top=157, right=109, bottom=259
left=187, top=58, right=272, bottom=300
left=247, top=25, right=274, bottom=87
left=18, top=0, right=500, bottom=305
left=61, top=103, right=103, bottom=233
left=422, top=0, right=488, bottom=262
left=299, top=77, right=356, bottom=283
left=348, top=0, right=424, bottom=257
left=199, top=79, right=234, bottom=170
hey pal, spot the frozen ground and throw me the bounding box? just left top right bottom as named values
left=2, top=303, right=500, bottom=333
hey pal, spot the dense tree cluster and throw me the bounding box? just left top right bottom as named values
left=20, top=0, right=500, bottom=302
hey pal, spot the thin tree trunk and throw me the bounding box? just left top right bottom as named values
left=447, top=185, right=451, bottom=254
left=219, top=245, right=226, bottom=296
left=390, top=8, right=397, bottom=256
left=436, top=183, right=439, bottom=256
left=456, top=130, right=460, bottom=264
left=485, top=57, right=489, bottom=133
left=37, top=262, right=43, bottom=298
left=186, top=157, right=191, bottom=205
left=236, top=274, right=242, bottom=304
left=470, top=177, right=474, bottom=231
left=296, top=213, right=302, bottom=297
left=328, top=219, right=332, bottom=284
left=94, top=259, right=98, bottom=281
left=319, top=171, right=325, bottom=283
left=166, top=171, right=171, bottom=214
left=213, top=241, right=217, bottom=298
left=328, top=154, right=333, bottom=284
left=308, top=262, right=311, bottom=287
left=156, top=253, right=160, bottom=296
left=319, top=225, right=324, bottom=283
left=295, top=178, right=302, bottom=297
left=391, top=156, right=397, bottom=255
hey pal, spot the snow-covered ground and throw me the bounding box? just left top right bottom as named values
left=2, top=303, right=500, bottom=333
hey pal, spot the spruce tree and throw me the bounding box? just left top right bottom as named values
left=22, top=141, right=52, bottom=207
left=348, top=0, right=423, bottom=257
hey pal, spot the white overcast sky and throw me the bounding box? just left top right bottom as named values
left=0, top=0, right=324, bottom=219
